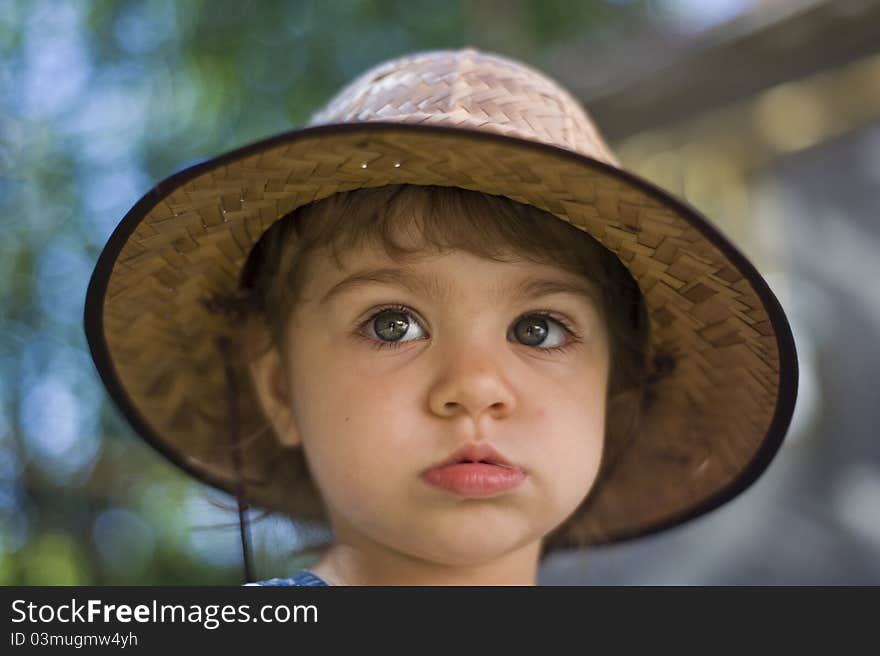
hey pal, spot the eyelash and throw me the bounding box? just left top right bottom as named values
left=353, top=303, right=582, bottom=354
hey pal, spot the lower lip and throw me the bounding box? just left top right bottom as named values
left=421, top=463, right=526, bottom=497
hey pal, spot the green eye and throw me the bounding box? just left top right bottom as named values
left=509, top=314, right=573, bottom=349
left=373, top=310, right=411, bottom=342
left=512, top=316, right=549, bottom=346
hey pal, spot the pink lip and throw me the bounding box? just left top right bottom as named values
left=422, top=462, right=526, bottom=497
left=428, top=442, right=517, bottom=469
left=421, top=443, right=525, bottom=498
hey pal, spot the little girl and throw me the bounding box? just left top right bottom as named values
left=84, top=48, right=798, bottom=586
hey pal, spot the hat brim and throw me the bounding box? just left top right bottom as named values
left=85, top=122, right=797, bottom=547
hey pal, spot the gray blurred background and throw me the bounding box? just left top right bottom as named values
left=1, top=0, right=878, bottom=585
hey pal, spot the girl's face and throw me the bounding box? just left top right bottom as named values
left=251, top=239, right=610, bottom=572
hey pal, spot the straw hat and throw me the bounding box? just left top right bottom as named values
left=84, top=48, right=797, bottom=551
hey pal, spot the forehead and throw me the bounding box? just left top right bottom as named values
left=300, top=241, right=603, bottom=311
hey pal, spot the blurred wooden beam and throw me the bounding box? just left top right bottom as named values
left=551, top=0, right=880, bottom=140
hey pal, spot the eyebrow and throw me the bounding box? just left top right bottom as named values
left=318, top=266, right=601, bottom=308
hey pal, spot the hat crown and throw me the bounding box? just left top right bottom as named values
left=308, top=48, right=619, bottom=167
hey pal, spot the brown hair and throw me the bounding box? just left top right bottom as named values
left=209, top=184, right=650, bottom=560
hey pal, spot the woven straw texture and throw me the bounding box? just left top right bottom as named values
left=92, top=49, right=793, bottom=548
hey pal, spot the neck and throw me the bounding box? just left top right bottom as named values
left=309, top=538, right=542, bottom=586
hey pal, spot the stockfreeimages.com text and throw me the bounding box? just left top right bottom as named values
left=11, top=598, right=317, bottom=630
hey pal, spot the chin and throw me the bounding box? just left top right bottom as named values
left=399, top=525, right=539, bottom=568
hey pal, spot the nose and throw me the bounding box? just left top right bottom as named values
left=426, top=344, right=517, bottom=422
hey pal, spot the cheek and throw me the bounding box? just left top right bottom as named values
left=546, top=401, right=605, bottom=464
left=309, top=359, right=416, bottom=431
left=287, top=350, right=421, bottom=483
left=535, top=376, right=607, bottom=501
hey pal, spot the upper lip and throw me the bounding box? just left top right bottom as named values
left=426, top=443, right=519, bottom=471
